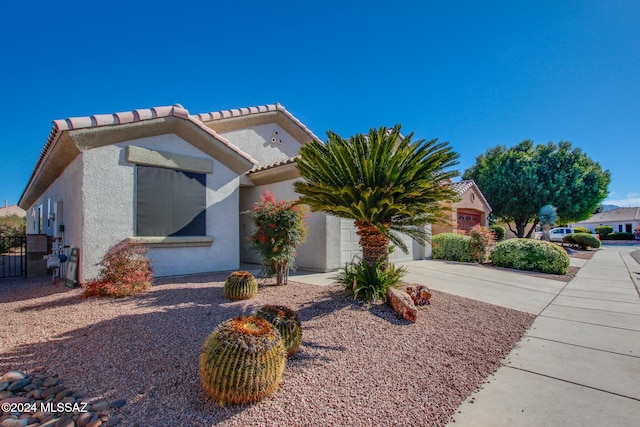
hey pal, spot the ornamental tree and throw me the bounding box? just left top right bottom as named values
left=463, top=140, right=610, bottom=238
left=250, top=190, right=306, bottom=286
left=294, top=124, right=459, bottom=266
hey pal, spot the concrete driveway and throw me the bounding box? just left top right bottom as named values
left=250, top=246, right=640, bottom=426
left=448, top=245, right=640, bottom=426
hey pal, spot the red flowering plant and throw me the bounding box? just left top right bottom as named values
left=83, top=240, right=153, bottom=298
left=250, top=190, right=306, bottom=286
left=468, top=224, right=496, bottom=263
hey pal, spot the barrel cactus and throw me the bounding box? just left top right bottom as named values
left=199, top=316, right=286, bottom=405
left=256, top=305, right=302, bottom=357
left=224, top=271, right=258, bottom=300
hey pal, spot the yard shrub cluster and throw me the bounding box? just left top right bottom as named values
left=491, top=239, right=570, bottom=275
left=573, top=226, right=592, bottom=234
left=83, top=240, right=153, bottom=298
left=601, top=232, right=636, bottom=240
left=489, top=224, right=506, bottom=241
left=0, top=215, right=26, bottom=254
left=469, top=225, right=495, bottom=263
left=594, top=225, right=613, bottom=238
left=432, top=233, right=474, bottom=263
left=562, top=233, right=601, bottom=249
left=333, top=258, right=407, bottom=304
left=250, top=190, right=306, bottom=286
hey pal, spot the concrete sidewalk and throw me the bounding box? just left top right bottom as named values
left=448, top=246, right=640, bottom=426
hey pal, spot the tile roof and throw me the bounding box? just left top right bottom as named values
left=194, top=103, right=322, bottom=143
left=248, top=155, right=300, bottom=174
left=0, top=205, right=26, bottom=217
left=449, top=179, right=492, bottom=211
left=576, top=207, right=640, bottom=224
left=449, top=180, right=475, bottom=196
left=20, top=104, right=266, bottom=208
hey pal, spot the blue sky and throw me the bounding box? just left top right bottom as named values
left=1, top=0, right=638, bottom=207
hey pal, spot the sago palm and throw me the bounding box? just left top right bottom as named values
left=294, top=124, right=460, bottom=265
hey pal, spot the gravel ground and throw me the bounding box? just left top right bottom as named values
left=1, top=274, right=534, bottom=426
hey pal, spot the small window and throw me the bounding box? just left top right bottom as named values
left=619, top=225, right=623, bottom=233
left=136, top=166, right=206, bottom=236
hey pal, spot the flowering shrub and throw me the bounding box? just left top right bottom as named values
left=250, top=190, right=306, bottom=286
left=635, top=225, right=640, bottom=239
left=469, top=225, right=495, bottom=263
left=83, top=240, right=153, bottom=298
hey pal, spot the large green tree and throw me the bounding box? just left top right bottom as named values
left=294, top=124, right=460, bottom=265
left=463, top=140, right=610, bottom=238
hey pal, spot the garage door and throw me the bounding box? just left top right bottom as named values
left=340, top=219, right=413, bottom=264
left=457, top=210, right=481, bottom=234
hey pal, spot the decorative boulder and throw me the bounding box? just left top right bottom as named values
left=386, top=288, right=417, bottom=322
left=406, top=285, right=432, bottom=306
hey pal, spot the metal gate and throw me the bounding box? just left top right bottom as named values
left=0, top=235, right=26, bottom=278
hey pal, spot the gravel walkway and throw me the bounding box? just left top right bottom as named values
left=1, top=274, right=534, bottom=426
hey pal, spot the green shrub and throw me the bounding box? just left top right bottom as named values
left=601, top=232, right=636, bottom=240
left=491, top=239, right=570, bottom=275
left=489, top=225, right=506, bottom=242
left=432, top=233, right=474, bottom=263
left=224, top=271, right=258, bottom=300
left=332, top=258, right=406, bottom=304
left=563, top=233, right=600, bottom=249
left=200, top=316, right=286, bottom=405
left=469, top=225, right=495, bottom=263
left=0, top=215, right=25, bottom=237
left=573, top=226, right=591, bottom=234
left=83, top=240, right=153, bottom=298
left=256, top=305, right=302, bottom=357
left=595, top=225, right=613, bottom=238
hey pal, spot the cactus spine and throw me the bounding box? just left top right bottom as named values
left=199, top=316, right=286, bottom=405
left=224, top=271, right=258, bottom=300
left=256, top=305, right=302, bottom=357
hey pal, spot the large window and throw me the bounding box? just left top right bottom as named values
left=136, top=166, right=206, bottom=236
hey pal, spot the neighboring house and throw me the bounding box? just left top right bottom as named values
left=19, top=103, right=427, bottom=283
left=0, top=203, right=26, bottom=217
left=431, top=180, right=492, bottom=236
left=570, top=207, right=640, bottom=237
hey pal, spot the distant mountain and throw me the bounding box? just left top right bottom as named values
left=602, top=204, right=620, bottom=212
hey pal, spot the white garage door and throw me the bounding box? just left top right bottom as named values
left=340, top=219, right=414, bottom=264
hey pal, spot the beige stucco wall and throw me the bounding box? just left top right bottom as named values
left=80, top=134, right=241, bottom=280
left=239, top=179, right=335, bottom=272
left=432, top=186, right=491, bottom=235
left=220, top=124, right=301, bottom=166
left=25, top=155, right=84, bottom=274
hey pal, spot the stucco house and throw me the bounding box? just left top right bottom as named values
left=0, top=203, right=26, bottom=218
left=431, top=180, right=492, bottom=236
left=570, top=207, right=640, bottom=236
left=19, top=103, right=427, bottom=284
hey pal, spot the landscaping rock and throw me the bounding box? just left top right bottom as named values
left=406, top=285, right=432, bottom=306
left=0, top=370, right=119, bottom=427
left=387, top=287, right=417, bottom=322
left=1, top=372, right=26, bottom=383
left=7, top=379, right=30, bottom=392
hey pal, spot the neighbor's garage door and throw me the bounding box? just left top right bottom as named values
left=457, top=210, right=481, bottom=234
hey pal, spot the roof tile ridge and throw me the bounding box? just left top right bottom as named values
left=194, top=103, right=279, bottom=122
left=54, top=105, right=190, bottom=132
